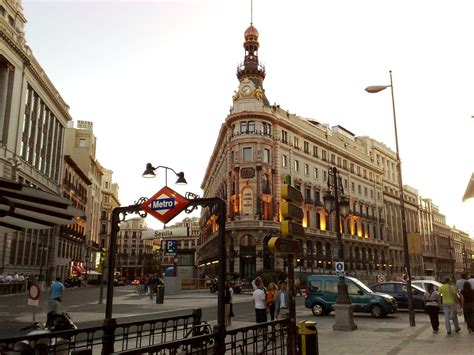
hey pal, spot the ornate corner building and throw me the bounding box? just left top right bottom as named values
left=196, top=22, right=472, bottom=282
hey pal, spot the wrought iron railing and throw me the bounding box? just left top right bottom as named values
left=0, top=309, right=202, bottom=354
left=113, top=319, right=289, bottom=355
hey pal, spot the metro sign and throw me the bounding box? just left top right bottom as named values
left=141, top=186, right=189, bottom=224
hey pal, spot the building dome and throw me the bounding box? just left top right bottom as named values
left=244, top=25, right=259, bottom=39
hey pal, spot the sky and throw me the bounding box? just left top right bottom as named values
left=21, top=0, right=474, bottom=235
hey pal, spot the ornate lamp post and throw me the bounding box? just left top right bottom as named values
left=366, top=70, right=415, bottom=327
left=323, top=166, right=357, bottom=331
left=142, top=164, right=187, bottom=186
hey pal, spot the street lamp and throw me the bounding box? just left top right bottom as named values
left=142, top=163, right=187, bottom=186
left=323, top=166, right=356, bottom=331
left=365, top=70, right=416, bottom=327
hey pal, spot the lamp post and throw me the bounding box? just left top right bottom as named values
left=366, top=70, right=416, bottom=327
left=142, top=163, right=187, bottom=186
left=323, top=166, right=357, bottom=331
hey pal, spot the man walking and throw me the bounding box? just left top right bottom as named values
left=456, top=273, right=468, bottom=294
left=439, top=277, right=461, bottom=334
left=252, top=277, right=267, bottom=323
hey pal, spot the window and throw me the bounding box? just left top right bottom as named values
left=363, top=169, right=367, bottom=178
left=343, top=159, right=347, bottom=169
left=304, top=141, right=309, bottom=153
left=323, top=171, right=327, bottom=181
left=313, top=167, right=318, bottom=179
left=309, top=280, right=322, bottom=292
left=282, top=155, right=287, bottom=167
left=357, top=166, right=361, bottom=176
left=370, top=189, right=374, bottom=198
left=248, top=121, right=255, bottom=133
left=331, top=154, right=335, bottom=164
left=313, top=146, right=318, bottom=157
left=351, top=182, right=355, bottom=192
left=262, top=122, right=271, bottom=136
left=324, top=280, right=338, bottom=293
left=304, top=164, right=309, bottom=175
left=347, top=282, right=361, bottom=295
left=293, top=136, right=299, bottom=148
left=377, top=284, right=395, bottom=292
left=243, top=147, right=252, bottom=161
left=240, top=121, right=247, bottom=133
left=263, top=148, right=270, bottom=163
left=364, top=187, right=368, bottom=196
left=358, top=185, right=361, bottom=194
left=282, top=130, right=288, bottom=143
left=322, top=150, right=327, bottom=161
left=350, top=163, right=354, bottom=173
left=79, top=139, right=87, bottom=147
left=294, top=160, right=300, bottom=172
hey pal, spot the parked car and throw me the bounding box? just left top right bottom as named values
left=370, top=282, right=426, bottom=310
left=131, top=279, right=141, bottom=286
left=411, top=279, right=442, bottom=292
left=305, top=275, right=397, bottom=318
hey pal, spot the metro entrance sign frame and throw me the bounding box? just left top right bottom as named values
left=141, top=186, right=189, bottom=224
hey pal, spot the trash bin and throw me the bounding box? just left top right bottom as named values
left=298, top=320, right=318, bottom=355
left=156, top=285, right=165, bottom=304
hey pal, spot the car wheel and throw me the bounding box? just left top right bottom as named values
left=371, top=304, right=385, bottom=319
left=311, top=303, right=325, bottom=316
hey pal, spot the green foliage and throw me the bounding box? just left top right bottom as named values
left=255, top=269, right=287, bottom=286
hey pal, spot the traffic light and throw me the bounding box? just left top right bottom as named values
left=268, top=181, right=304, bottom=254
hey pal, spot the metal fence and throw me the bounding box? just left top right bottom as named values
left=113, top=319, right=290, bottom=355
left=0, top=309, right=202, bottom=354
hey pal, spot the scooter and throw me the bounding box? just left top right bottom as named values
left=3, top=305, right=77, bottom=354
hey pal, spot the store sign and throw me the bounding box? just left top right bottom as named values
left=242, top=187, right=253, bottom=216
left=77, top=120, right=93, bottom=130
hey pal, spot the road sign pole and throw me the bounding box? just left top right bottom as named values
left=287, top=253, right=296, bottom=355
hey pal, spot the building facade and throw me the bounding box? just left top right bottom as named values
left=0, top=0, right=73, bottom=281
left=196, top=22, right=472, bottom=283
left=116, top=217, right=153, bottom=279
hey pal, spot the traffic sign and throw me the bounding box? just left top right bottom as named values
left=281, top=220, right=305, bottom=237
left=267, top=237, right=302, bottom=254
left=335, top=261, right=345, bottom=276
left=141, top=186, right=189, bottom=224
left=377, top=273, right=386, bottom=283
left=162, top=240, right=177, bottom=256
left=141, top=227, right=188, bottom=240
left=28, top=283, right=40, bottom=300
left=28, top=299, right=39, bottom=307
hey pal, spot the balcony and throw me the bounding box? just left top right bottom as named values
left=304, top=198, right=314, bottom=206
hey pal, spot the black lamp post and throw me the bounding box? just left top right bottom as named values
left=323, top=167, right=350, bottom=303
left=142, top=163, right=187, bottom=186
left=323, top=166, right=356, bottom=331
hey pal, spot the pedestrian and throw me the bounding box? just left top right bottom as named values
left=252, top=277, right=267, bottom=323
left=224, top=282, right=233, bottom=326
left=267, top=282, right=278, bottom=321
left=13, top=272, right=19, bottom=281
left=460, top=281, right=474, bottom=333
left=456, top=273, right=468, bottom=294
left=294, top=278, right=302, bottom=296
left=468, top=275, right=474, bottom=290
left=275, top=280, right=289, bottom=320
left=18, top=273, right=25, bottom=282
left=50, top=277, right=65, bottom=302
left=5, top=274, right=13, bottom=282
left=439, top=277, right=461, bottom=334
left=423, top=283, right=440, bottom=333
left=77, top=274, right=83, bottom=288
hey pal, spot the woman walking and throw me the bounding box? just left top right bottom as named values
left=267, top=282, right=278, bottom=321
left=460, top=281, right=474, bottom=333
left=423, top=283, right=440, bottom=333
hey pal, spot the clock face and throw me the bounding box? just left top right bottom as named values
left=241, top=85, right=252, bottom=96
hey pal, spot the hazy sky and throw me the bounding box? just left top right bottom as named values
left=22, top=0, right=474, bottom=234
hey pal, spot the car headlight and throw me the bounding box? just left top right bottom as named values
left=383, top=296, right=394, bottom=303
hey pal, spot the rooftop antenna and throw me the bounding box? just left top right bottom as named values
left=251, top=0, right=253, bottom=25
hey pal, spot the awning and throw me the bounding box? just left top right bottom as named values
left=462, top=173, right=474, bottom=202
left=0, top=178, right=85, bottom=233
left=73, top=265, right=86, bottom=274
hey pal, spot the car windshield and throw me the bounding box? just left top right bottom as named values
left=347, top=277, right=373, bottom=293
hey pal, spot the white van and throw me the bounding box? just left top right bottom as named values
left=411, top=279, right=442, bottom=292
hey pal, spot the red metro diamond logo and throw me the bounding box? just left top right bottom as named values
left=141, top=186, right=189, bottom=224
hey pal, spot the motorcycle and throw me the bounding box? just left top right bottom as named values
left=1, top=302, right=77, bottom=354
left=209, top=279, right=218, bottom=293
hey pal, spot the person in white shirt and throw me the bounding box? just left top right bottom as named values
left=5, top=274, right=13, bottom=282
left=18, top=274, right=25, bottom=282
left=252, top=277, right=267, bottom=323
left=13, top=273, right=19, bottom=281
left=456, top=274, right=468, bottom=294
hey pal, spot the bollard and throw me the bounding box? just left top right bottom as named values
left=298, top=320, right=318, bottom=355
left=156, top=285, right=165, bottom=304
